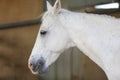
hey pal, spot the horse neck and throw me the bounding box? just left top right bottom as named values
left=59, top=10, right=106, bottom=69
left=59, top=10, right=120, bottom=79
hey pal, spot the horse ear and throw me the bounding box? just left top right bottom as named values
left=46, top=1, right=52, bottom=11
left=53, top=0, right=61, bottom=14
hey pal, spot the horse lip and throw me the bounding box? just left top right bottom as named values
left=32, top=64, right=41, bottom=72
left=30, top=63, right=48, bottom=75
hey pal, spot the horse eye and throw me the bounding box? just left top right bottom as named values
left=40, top=30, right=47, bottom=35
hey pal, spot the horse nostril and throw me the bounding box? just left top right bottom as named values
left=30, top=63, right=32, bottom=67
left=28, top=62, right=33, bottom=69
left=28, top=57, right=46, bottom=74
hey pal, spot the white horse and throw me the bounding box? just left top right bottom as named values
left=28, top=0, right=120, bottom=80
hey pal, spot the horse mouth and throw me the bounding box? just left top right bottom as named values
left=28, top=61, right=48, bottom=74
left=32, top=64, right=42, bottom=74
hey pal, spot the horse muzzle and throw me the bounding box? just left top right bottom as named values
left=28, top=57, right=48, bottom=74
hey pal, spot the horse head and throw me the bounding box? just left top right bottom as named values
left=28, top=0, right=74, bottom=74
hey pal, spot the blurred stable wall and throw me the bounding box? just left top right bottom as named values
left=0, top=0, right=43, bottom=80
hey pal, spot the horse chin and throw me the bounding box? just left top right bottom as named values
left=38, top=66, right=48, bottom=75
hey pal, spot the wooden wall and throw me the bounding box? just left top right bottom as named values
left=0, top=0, right=43, bottom=80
